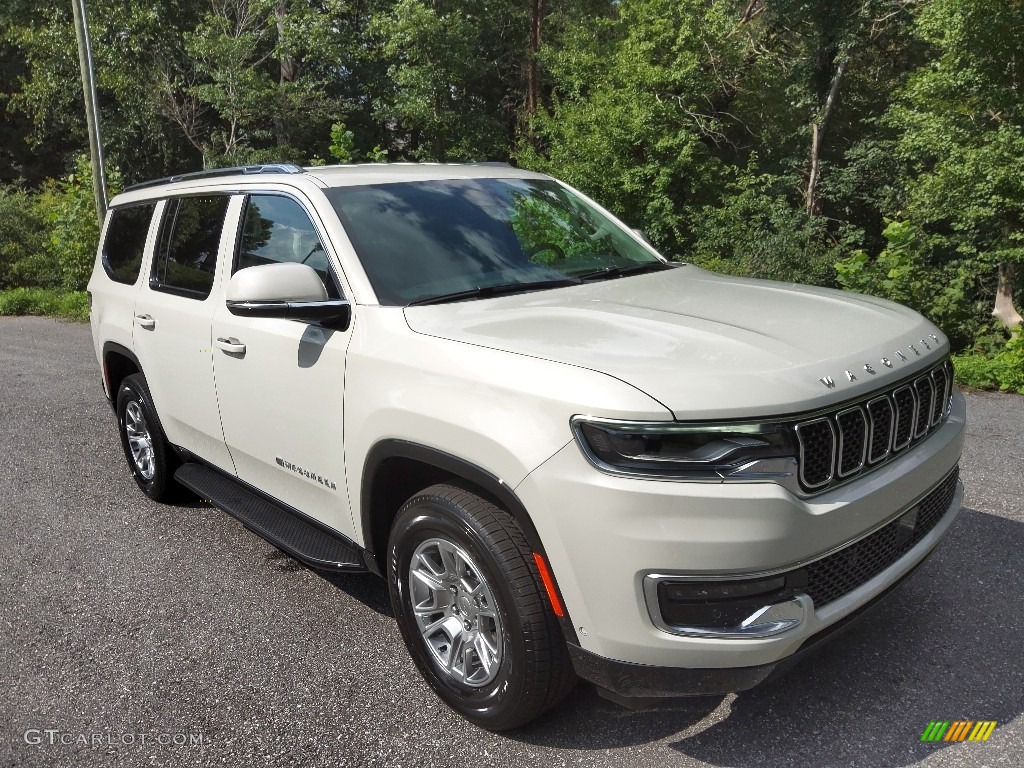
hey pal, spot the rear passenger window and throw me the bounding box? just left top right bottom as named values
left=151, top=196, right=229, bottom=299
left=236, top=195, right=340, bottom=298
left=102, top=204, right=155, bottom=284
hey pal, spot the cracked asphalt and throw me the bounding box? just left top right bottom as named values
left=1, top=316, right=1021, bottom=767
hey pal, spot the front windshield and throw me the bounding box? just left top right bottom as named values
left=324, top=177, right=665, bottom=305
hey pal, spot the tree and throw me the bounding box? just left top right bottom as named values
left=887, top=0, right=1024, bottom=331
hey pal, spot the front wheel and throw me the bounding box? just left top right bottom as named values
left=388, top=483, right=575, bottom=730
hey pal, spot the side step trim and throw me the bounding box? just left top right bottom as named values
left=175, top=462, right=366, bottom=572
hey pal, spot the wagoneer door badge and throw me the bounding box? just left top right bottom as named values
left=275, top=457, right=338, bottom=490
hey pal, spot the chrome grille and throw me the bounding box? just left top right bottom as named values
left=794, top=359, right=953, bottom=493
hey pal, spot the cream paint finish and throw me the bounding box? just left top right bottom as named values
left=128, top=198, right=236, bottom=474
left=87, top=203, right=162, bottom=396
left=341, top=307, right=672, bottom=543
left=211, top=193, right=354, bottom=536
left=404, top=266, right=950, bottom=420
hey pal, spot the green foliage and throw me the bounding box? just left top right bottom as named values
left=329, top=122, right=388, bottom=164
left=0, top=288, right=90, bottom=321
left=690, top=167, right=852, bottom=287
left=0, top=184, right=51, bottom=289
left=0, top=0, right=1022, bottom=362
left=44, top=156, right=122, bottom=291
left=835, top=220, right=982, bottom=348
left=952, top=335, right=1024, bottom=394
left=518, top=0, right=741, bottom=256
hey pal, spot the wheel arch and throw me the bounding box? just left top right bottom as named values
left=101, top=341, right=142, bottom=409
left=359, top=440, right=576, bottom=641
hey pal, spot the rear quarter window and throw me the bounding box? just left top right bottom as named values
left=102, top=204, right=156, bottom=285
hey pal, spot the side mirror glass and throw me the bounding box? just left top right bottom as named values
left=225, top=263, right=351, bottom=328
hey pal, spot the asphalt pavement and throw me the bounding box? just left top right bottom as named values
left=1, top=316, right=1021, bottom=767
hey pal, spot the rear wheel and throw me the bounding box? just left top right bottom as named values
left=115, top=373, right=179, bottom=501
left=388, top=483, right=575, bottom=730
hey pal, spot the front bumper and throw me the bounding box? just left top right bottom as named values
left=514, top=391, right=966, bottom=686
left=568, top=478, right=961, bottom=698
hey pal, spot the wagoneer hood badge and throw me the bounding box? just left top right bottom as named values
left=818, top=334, right=942, bottom=389
left=403, top=266, right=949, bottom=420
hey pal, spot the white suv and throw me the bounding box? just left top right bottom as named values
left=88, top=163, right=965, bottom=729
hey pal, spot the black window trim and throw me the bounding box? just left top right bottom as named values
left=232, top=190, right=346, bottom=301
left=149, top=192, right=232, bottom=301
left=101, top=201, right=158, bottom=286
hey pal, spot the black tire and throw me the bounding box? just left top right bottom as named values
left=388, top=483, right=576, bottom=730
left=115, top=373, right=180, bottom=502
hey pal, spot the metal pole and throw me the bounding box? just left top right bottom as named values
left=71, top=0, right=108, bottom=225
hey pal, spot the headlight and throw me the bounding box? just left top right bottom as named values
left=571, top=417, right=798, bottom=480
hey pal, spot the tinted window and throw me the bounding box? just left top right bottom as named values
left=102, top=204, right=155, bottom=284
left=151, top=196, right=229, bottom=299
left=324, top=178, right=662, bottom=305
left=236, top=195, right=339, bottom=298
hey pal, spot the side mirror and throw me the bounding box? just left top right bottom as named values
left=225, top=263, right=351, bottom=328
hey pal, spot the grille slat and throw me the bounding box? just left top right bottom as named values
left=796, top=419, right=835, bottom=489
left=866, top=397, right=894, bottom=464
left=795, top=359, right=952, bottom=493
left=913, top=378, right=934, bottom=437
left=804, top=467, right=959, bottom=606
left=892, top=386, right=916, bottom=450
left=836, top=408, right=867, bottom=477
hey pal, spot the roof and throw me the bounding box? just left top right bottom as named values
left=111, top=162, right=551, bottom=208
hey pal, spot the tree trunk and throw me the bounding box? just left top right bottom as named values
left=527, top=0, right=543, bottom=118
left=806, top=57, right=848, bottom=217
left=524, top=0, right=544, bottom=148
left=275, top=1, right=298, bottom=149
left=993, top=261, right=1024, bottom=331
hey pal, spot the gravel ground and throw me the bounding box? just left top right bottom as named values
left=1, top=316, right=1021, bottom=768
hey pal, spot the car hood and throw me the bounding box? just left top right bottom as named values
left=402, top=266, right=950, bottom=419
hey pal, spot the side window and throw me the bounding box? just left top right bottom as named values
left=102, top=203, right=156, bottom=284
left=236, top=194, right=340, bottom=299
left=151, top=196, right=229, bottom=299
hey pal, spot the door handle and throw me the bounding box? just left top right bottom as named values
left=215, top=337, right=246, bottom=355
left=134, top=313, right=156, bottom=330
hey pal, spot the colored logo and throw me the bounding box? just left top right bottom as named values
left=920, top=721, right=997, bottom=742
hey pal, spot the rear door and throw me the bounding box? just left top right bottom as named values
left=131, top=194, right=238, bottom=473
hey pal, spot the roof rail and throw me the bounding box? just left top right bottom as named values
left=123, top=163, right=305, bottom=193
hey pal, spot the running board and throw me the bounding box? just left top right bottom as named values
left=174, top=462, right=366, bottom=572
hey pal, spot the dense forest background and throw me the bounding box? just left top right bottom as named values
left=1, top=0, right=1022, bottom=385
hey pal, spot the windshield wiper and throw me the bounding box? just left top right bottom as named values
left=575, top=261, right=673, bottom=282
left=406, top=277, right=582, bottom=307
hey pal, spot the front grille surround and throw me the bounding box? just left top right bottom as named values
left=793, top=359, right=953, bottom=494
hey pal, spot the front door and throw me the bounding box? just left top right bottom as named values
left=211, top=192, right=354, bottom=536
